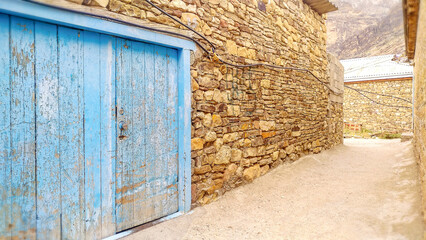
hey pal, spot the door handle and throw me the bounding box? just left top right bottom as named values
left=119, top=121, right=128, bottom=131
left=119, top=121, right=128, bottom=140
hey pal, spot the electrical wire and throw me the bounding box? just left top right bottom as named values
left=141, top=0, right=342, bottom=95
left=344, top=85, right=412, bottom=109
left=217, top=58, right=338, bottom=92
left=25, top=0, right=211, bottom=53
left=143, top=0, right=216, bottom=52
left=222, top=65, right=327, bottom=94
left=344, top=85, right=412, bottom=103
left=27, top=0, right=343, bottom=96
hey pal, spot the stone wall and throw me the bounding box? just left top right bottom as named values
left=413, top=0, right=426, bottom=228
left=54, top=0, right=343, bottom=205
left=344, top=79, right=413, bottom=134
left=327, top=54, right=344, bottom=146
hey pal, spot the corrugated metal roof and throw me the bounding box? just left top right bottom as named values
left=341, top=55, right=414, bottom=83
left=303, top=0, right=338, bottom=15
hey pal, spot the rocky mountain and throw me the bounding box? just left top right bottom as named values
left=327, top=0, right=405, bottom=59
left=341, top=0, right=401, bottom=16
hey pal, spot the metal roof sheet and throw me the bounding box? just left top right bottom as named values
left=340, top=55, right=414, bottom=82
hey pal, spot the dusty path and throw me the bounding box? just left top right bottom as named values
left=123, top=139, right=424, bottom=240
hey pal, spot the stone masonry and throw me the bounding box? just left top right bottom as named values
left=344, top=79, right=413, bottom=134
left=327, top=54, right=344, bottom=145
left=56, top=0, right=344, bottom=205
left=411, top=0, right=426, bottom=228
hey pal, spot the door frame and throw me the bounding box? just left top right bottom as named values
left=0, top=0, right=194, bottom=232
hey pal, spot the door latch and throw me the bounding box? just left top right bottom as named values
left=119, top=121, right=128, bottom=140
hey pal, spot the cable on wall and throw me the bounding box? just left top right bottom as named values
left=344, top=85, right=412, bottom=103
left=142, top=0, right=216, bottom=52
left=217, top=58, right=336, bottom=92
left=27, top=0, right=343, bottom=95
left=26, top=0, right=211, bottom=53
left=344, top=85, right=412, bottom=109
left=141, top=0, right=342, bottom=95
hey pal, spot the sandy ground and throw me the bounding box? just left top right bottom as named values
left=123, top=139, right=424, bottom=240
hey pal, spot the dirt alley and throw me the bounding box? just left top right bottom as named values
left=123, top=139, right=424, bottom=240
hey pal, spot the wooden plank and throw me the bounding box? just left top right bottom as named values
left=154, top=45, right=168, bottom=219
left=177, top=49, right=192, bottom=212
left=116, top=38, right=134, bottom=231
left=83, top=31, right=102, bottom=239
left=144, top=43, right=157, bottom=223
left=0, top=0, right=196, bottom=52
left=310, top=1, right=336, bottom=9
left=0, top=13, right=11, bottom=240
left=9, top=16, right=36, bottom=240
left=303, top=0, right=337, bottom=14
left=99, top=34, right=117, bottom=238
left=58, top=26, right=84, bottom=240
left=131, top=41, right=148, bottom=225
left=313, top=4, right=336, bottom=9
left=34, top=21, right=61, bottom=239
left=164, top=48, right=179, bottom=215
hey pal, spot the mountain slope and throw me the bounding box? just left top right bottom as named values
left=327, top=0, right=405, bottom=59
left=327, top=1, right=379, bottom=53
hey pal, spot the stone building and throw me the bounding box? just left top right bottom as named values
left=341, top=55, right=413, bottom=134
left=31, top=0, right=344, bottom=206
left=0, top=0, right=343, bottom=238
left=73, top=0, right=345, bottom=206
left=403, top=0, right=426, bottom=232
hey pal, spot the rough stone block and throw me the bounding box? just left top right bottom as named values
left=243, top=164, right=261, bottom=182
left=194, top=165, right=211, bottom=175
left=192, top=138, right=205, bottom=150
left=215, top=146, right=232, bottom=165
left=205, top=131, right=217, bottom=142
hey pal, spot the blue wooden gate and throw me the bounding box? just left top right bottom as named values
left=0, top=13, right=182, bottom=239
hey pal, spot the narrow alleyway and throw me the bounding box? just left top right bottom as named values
left=123, top=139, right=423, bottom=240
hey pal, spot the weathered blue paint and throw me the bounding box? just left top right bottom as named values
left=58, top=26, right=85, bottom=240
left=10, top=16, right=37, bottom=240
left=99, top=34, right=117, bottom=238
left=116, top=38, right=134, bottom=231
left=165, top=47, right=179, bottom=215
left=0, top=13, right=11, bottom=240
left=144, top=42, right=157, bottom=226
left=34, top=20, right=61, bottom=239
left=0, top=0, right=195, bottom=51
left=0, top=2, right=193, bottom=238
left=115, top=40, right=180, bottom=232
left=84, top=31, right=103, bottom=239
left=154, top=45, right=167, bottom=219
left=178, top=49, right=193, bottom=212
left=131, top=41, right=147, bottom=227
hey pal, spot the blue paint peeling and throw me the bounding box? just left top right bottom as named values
left=0, top=0, right=196, bottom=51
left=0, top=1, right=193, bottom=239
